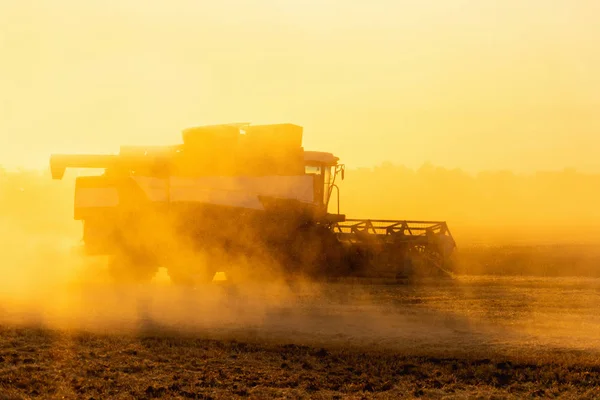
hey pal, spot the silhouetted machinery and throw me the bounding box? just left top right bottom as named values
left=50, top=123, right=456, bottom=284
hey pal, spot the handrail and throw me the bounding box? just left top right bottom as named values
left=327, top=184, right=341, bottom=215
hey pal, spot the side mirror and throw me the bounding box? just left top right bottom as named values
left=341, top=169, right=345, bottom=180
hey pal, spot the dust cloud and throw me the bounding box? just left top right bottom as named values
left=1, top=165, right=600, bottom=358
left=0, top=167, right=339, bottom=339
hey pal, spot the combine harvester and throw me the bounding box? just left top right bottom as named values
left=50, top=123, right=456, bottom=285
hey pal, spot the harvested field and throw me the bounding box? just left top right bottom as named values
left=1, top=274, right=600, bottom=399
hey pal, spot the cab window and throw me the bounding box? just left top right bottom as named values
left=305, top=165, right=322, bottom=175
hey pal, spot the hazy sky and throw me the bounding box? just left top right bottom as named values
left=1, top=0, right=599, bottom=172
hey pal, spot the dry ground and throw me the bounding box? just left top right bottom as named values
left=1, top=275, right=600, bottom=399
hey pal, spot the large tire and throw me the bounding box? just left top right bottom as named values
left=108, top=253, right=158, bottom=284
left=284, top=225, right=347, bottom=280
left=166, top=251, right=217, bottom=287
left=166, top=268, right=216, bottom=287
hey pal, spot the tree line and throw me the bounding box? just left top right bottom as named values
left=2, top=163, right=599, bottom=245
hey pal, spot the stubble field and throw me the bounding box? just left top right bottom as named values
left=1, top=271, right=600, bottom=399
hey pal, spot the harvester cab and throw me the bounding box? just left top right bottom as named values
left=303, top=151, right=345, bottom=220
left=49, top=122, right=456, bottom=284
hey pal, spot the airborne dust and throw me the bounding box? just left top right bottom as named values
left=1, top=167, right=600, bottom=359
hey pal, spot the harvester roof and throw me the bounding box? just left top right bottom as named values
left=304, top=151, right=339, bottom=165
left=50, top=123, right=340, bottom=179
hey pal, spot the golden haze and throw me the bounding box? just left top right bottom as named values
left=1, top=0, right=599, bottom=172
left=1, top=4, right=600, bottom=398
left=0, top=0, right=598, bottom=292
left=0, top=0, right=598, bottom=324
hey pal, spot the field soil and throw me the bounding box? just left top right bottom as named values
left=1, top=274, right=600, bottom=399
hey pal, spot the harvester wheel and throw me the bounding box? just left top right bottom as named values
left=285, top=225, right=347, bottom=280
left=167, top=269, right=216, bottom=287
left=166, top=251, right=217, bottom=287
left=108, top=254, right=158, bottom=284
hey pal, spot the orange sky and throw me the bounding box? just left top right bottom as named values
left=1, top=0, right=599, bottom=172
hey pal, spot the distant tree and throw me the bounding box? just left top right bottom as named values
left=341, top=161, right=600, bottom=238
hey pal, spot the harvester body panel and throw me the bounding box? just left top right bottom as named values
left=73, top=175, right=317, bottom=219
